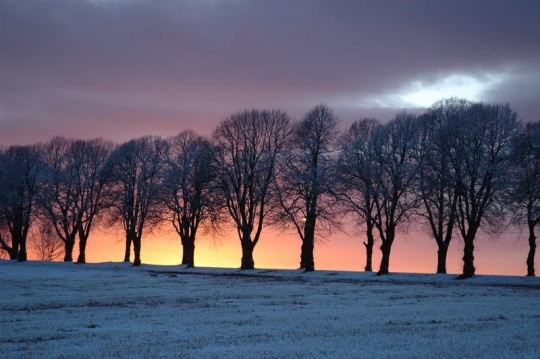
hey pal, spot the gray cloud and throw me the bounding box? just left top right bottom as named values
left=1, top=0, right=539, bottom=145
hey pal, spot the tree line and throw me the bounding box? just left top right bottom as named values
left=0, top=98, right=538, bottom=278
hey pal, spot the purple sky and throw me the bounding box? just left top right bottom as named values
left=2, top=0, right=540, bottom=146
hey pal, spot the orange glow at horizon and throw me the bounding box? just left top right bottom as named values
left=36, top=224, right=532, bottom=277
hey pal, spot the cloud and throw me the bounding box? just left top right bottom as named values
left=364, top=71, right=508, bottom=109
left=1, top=0, right=539, bottom=145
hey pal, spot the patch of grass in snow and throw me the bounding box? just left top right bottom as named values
left=1, top=335, right=67, bottom=344
left=479, top=314, right=508, bottom=321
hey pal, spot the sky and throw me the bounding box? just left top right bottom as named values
left=2, top=0, right=540, bottom=146
left=1, top=0, right=539, bottom=274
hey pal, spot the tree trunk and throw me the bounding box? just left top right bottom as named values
left=181, top=236, right=195, bottom=268
left=300, top=239, right=315, bottom=272
left=77, top=234, right=88, bottom=264
left=459, top=233, right=476, bottom=279
left=364, top=223, right=375, bottom=272
left=64, top=239, right=74, bottom=262
left=240, top=232, right=255, bottom=270
left=9, top=234, right=19, bottom=260
left=436, top=242, right=449, bottom=274
left=9, top=247, right=18, bottom=260
left=17, top=236, right=27, bottom=262
left=377, top=229, right=395, bottom=275
left=180, top=236, right=187, bottom=265
left=526, top=222, right=536, bottom=277
left=300, top=216, right=316, bottom=272
left=377, top=242, right=391, bottom=275
left=299, top=243, right=305, bottom=270
left=132, top=234, right=141, bottom=266
left=124, top=233, right=132, bottom=262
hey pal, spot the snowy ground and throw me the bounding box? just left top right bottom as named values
left=1, top=261, right=539, bottom=358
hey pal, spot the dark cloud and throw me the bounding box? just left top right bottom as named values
left=1, top=0, right=539, bottom=145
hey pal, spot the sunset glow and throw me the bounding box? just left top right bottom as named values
left=61, top=226, right=528, bottom=276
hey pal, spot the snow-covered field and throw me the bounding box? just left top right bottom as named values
left=1, top=261, right=539, bottom=358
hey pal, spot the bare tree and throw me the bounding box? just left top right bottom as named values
left=337, top=118, right=382, bottom=272
left=416, top=99, right=468, bottom=274
left=447, top=102, right=519, bottom=279
left=162, top=130, right=218, bottom=268
left=39, top=137, right=79, bottom=261
left=103, top=136, right=166, bottom=266
left=0, top=144, right=43, bottom=261
left=273, top=104, right=340, bottom=271
left=508, top=120, right=540, bottom=276
left=371, top=113, right=426, bottom=275
left=72, top=139, right=114, bottom=263
left=39, top=137, right=111, bottom=263
left=30, top=221, right=64, bottom=261
left=212, top=109, right=290, bottom=269
left=0, top=235, right=9, bottom=259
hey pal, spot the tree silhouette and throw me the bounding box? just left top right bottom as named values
left=273, top=104, right=340, bottom=271
left=39, top=137, right=81, bottom=262
left=416, top=99, right=465, bottom=274
left=213, top=109, right=290, bottom=269
left=104, top=136, right=166, bottom=266
left=30, top=222, right=64, bottom=261
left=371, top=113, right=426, bottom=275
left=162, top=130, right=218, bottom=268
left=337, top=118, right=381, bottom=272
left=508, top=120, right=540, bottom=276
left=447, top=102, right=519, bottom=279
left=0, top=144, right=43, bottom=261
